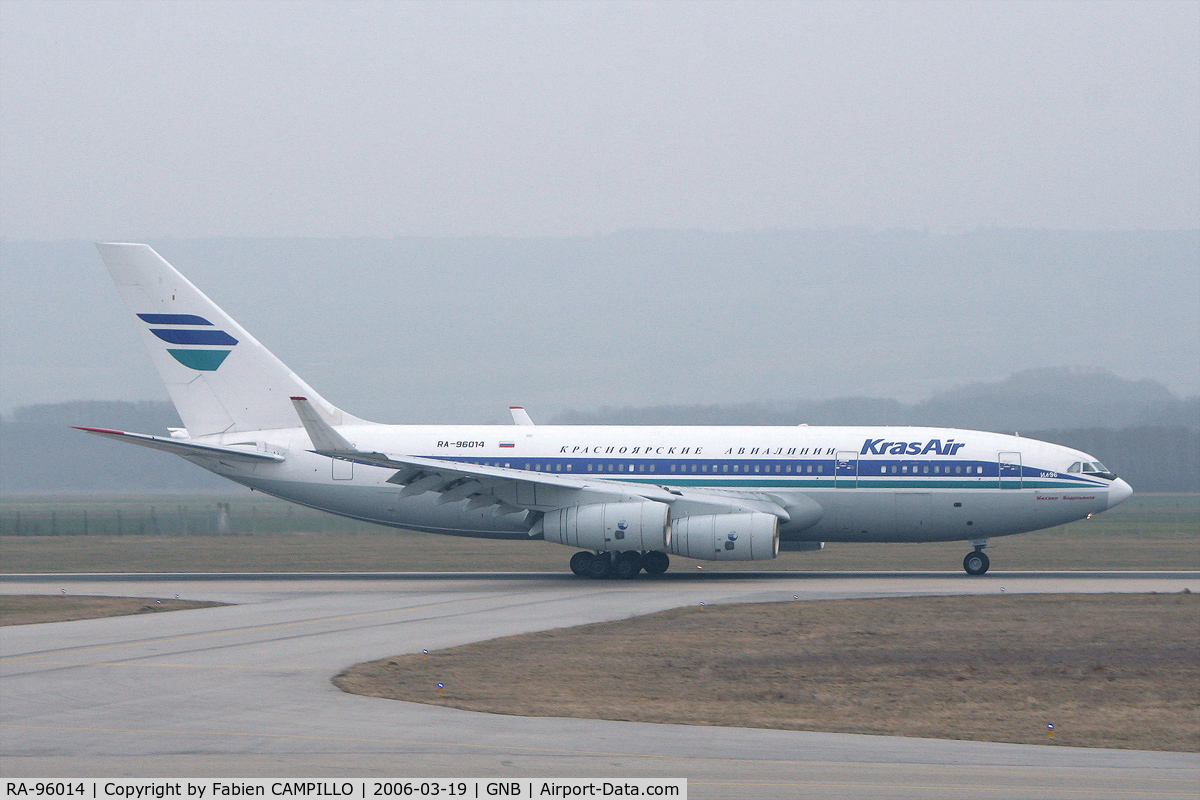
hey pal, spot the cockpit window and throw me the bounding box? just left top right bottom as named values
left=1080, top=461, right=1117, bottom=480
left=1068, top=462, right=1082, bottom=473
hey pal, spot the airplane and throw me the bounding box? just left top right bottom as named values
left=79, top=243, right=1133, bottom=578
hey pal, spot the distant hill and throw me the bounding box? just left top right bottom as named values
left=553, top=368, right=1199, bottom=432
left=2, top=369, right=1196, bottom=492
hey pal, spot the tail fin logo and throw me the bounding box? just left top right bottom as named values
left=137, top=313, right=238, bottom=371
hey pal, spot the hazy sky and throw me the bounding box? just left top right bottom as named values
left=2, top=0, right=1198, bottom=239
left=2, top=232, right=1196, bottom=422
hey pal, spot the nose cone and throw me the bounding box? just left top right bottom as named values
left=1107, top=477, right=1133, bottom=509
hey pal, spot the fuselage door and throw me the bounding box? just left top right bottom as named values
left=998, top=451, right=1022, bottom=489
left=835, top=451, right=858, bottom=488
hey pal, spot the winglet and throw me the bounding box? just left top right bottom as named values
left=509, top=406, right=535, bottom=426
left=291, top=396, right=355, bottom=451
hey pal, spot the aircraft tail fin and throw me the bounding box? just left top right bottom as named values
left=95, top=243, right=360, bottom=437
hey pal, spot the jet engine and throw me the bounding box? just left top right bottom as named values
left=541, top=501, right=671, bottom=552
left=670, top=512, right=779, bottom=561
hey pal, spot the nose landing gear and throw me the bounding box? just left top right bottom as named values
left=963, top=540, right=990, bottom=575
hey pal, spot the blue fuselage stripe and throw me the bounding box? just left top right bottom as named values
left=421, top=455, right=1106, bottom=490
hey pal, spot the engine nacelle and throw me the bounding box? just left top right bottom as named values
left=670, top=512, right=780, bottom=561
left=542, top=501, right=670, bottom=553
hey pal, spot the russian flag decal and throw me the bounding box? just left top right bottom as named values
left=499, top=442, right=515, bottom=448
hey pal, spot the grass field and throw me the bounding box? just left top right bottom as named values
left=0, top=594, right=226, bottom=626
left=335, top=593, right=1200, bottom=752
left=0, top=493, right=1196, bottom=573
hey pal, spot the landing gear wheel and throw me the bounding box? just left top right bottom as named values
left=642, top=551, right=670, bottom=576
left=614, top=551, right=643, bottom=579
left=569, top=551, right=594, bottom=577
left=587, top=553, right=612, bottom=579
left=963, top=550, right=990, bottom=576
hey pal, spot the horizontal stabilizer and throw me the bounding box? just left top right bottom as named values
left=75, top=427, right=284, bottom=463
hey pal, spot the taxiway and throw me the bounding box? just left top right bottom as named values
left=2, top=571, right=1198, bottom=799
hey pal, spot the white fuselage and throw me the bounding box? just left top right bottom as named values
left=86, top=243, right=1136, bottom=574
left=192, top=422, right=1127, bottom=545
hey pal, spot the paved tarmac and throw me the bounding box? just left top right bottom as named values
left=2, top=571, right=1198, bottom=799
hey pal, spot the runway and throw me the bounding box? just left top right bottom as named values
left=2, top=571, right=1198, bottom=799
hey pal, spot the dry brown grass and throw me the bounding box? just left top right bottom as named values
left=0, top=594, right=226, bottom=626
left=335, top=593, right=1200, bottom=752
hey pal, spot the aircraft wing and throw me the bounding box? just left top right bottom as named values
left=291, top=396, right=789, bottom=522
left=75, top=427, right=284, bottom=463
left=320, top=448, right=680, bottom=515
left=315, top=450, right=788, bottom=522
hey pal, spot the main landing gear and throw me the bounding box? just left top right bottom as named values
left=569, top=550, right=671, bottom=579
left=963, top=540, right=990, bottom=576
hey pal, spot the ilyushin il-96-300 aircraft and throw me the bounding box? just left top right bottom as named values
left=81, top=243, right=1133, bottom=577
